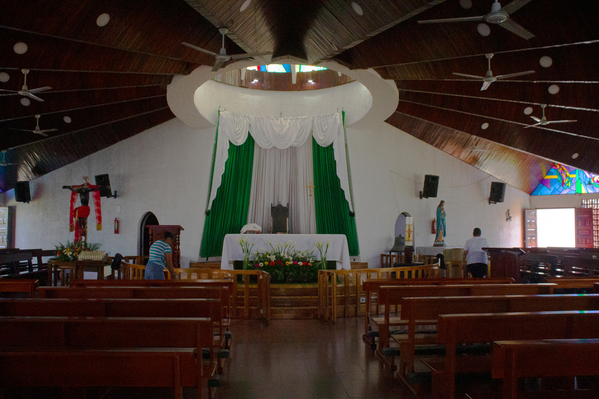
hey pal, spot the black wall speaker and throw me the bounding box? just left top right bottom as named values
left=421, top=175, right=439, bottom=198
left=94, top=174, right=113, bottom=198
left=15, top=181, right=31, bottom=203
left=489, top=182, right=506, bottom=204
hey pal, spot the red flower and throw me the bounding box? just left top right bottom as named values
left=270, top=261, right=275, bottom=266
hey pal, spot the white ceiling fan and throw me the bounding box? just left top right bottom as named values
left=525, top=104, right=577, bottom=129
left=10, top=115, right=58, bottom=137
left=453, top=53, right=535, bottom=91
left=0, top=151, right=18, bottom=167
left=0, top=69, right=52, bottom=102
left=418, top=0, right=535, bottom=40
left=182, top=28, right=272, bottom=72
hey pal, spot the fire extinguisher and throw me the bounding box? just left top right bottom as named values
left=114, top=217, right=120, bottom=234
left=431, top=218, right=436, bottom=235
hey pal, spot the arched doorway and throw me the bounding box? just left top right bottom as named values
left=139, top=212, right=159, bottom=264
left=394, top=212, right=415, bottom=247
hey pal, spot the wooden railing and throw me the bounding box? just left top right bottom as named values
left=318, top=263, right=440, bottom=322
left=118, top=264, right=270, bottom=322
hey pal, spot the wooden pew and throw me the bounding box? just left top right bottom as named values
left=0, top=316, right=212, bottom=398
left=375, top=283, right=556, bottom=369
left=427, top=310, right=599, bottom=399
left=38, top=285, right=232, bottom=350
left=546, top=276, right=599, bottom=290
left=0, top=252, right=33, bottom=276
left=492, top=338, right=599, bottom=399
left=0, top=348, right=197, bottom=399
left=0, top=279, right=38, bottom=298
left=362, top=277, right=515, bottom=346
left=398, top=294, right=599, bottom=377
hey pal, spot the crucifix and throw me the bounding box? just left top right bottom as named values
left=306, top=182, right=315, bottom=234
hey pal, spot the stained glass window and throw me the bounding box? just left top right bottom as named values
left=531, top=163, right=599, bottom=196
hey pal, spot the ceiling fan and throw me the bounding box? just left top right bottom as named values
left=525, top=104, right=577, bottom=129
left=453, top=53, right=535, bottom=91
left=182, top=28, right=272, bottom=72
left=0, top=69, right=52, bottom=102
left=0, top=151, right=18, bottom=167
left=418, top=0, right=535, bottom=40
left=10, top=115, right=58, bottom=137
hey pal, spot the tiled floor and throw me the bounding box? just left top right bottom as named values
left=217, top=317, right=415, bottom=399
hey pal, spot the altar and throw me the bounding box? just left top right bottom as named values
left=221, top=234, right=351, bottom=270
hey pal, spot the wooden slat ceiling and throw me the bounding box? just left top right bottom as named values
left=0, top=0, right=597, bottom=195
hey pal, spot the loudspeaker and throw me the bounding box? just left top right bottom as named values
left=489, top=182, right=506, bottom=204
left=421, top=175, right=439, bottom=198
left=15, top=181, right=31, bottom=203
left=94, top=174, right=113, bottom=198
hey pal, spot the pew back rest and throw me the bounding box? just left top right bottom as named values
left=401, top=294, right=599, bottom=321
left=437, top=310, right=599, bottom=345
left=0, top=298, right=222, bottom=322
left=0, top=316, right=213, bottom=350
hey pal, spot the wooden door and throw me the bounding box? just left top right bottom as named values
left=575, top=208, right=594, bottom=248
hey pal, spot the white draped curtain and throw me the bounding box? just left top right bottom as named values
left=208, top=111, right=353, bottom=234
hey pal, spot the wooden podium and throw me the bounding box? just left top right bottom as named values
left=484, top=247, right=525, bottom=282
left=147, top=225, right=183, bottom=268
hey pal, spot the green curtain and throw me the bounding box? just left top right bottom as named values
left=200, top=135, right=255, bottom=258
left=312, top=137, right=360, bottom=256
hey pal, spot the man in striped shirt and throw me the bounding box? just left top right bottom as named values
left=145, top=231, right=179, bottom=280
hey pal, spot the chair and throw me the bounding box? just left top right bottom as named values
left=109, top=253, right=123, bottom=279
left=271, top=203, right=289, bottom=234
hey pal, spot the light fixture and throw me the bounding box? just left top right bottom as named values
left=481, top=122, right=489, bottom=130
left=548, top=84, right=560, bottom=95
left=0, top=72, right=9, bottom=83
left=477, top=23, right=491, bottom=37
left=20, top=97, right=31, bottom=107
left=240, top=0, right=252, bottom=12
left=351, top=2, right=363, bottom=16
left=63, top=116, right=72, bottom=124
left=539, top=56, right=553, bottom=68
left=523, top=107, right=534, bottom=115
left=459, top=0, right=473, bottom=9
left=96, top=13, right=110, bottom=27
left=572, top=153, right=579, bottom=159
left=13, top=42, right=28, bottom=54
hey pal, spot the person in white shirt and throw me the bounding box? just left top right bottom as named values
left=463, top=227, right=490, bottom=278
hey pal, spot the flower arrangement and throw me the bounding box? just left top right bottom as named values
left=239, top=237, right=255, bottom=270
left=251, top=241, right=318, bottom=283
left=53, top=240, right=101, bottom=262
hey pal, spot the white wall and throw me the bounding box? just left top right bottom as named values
left=347, top=121, right=530, bottom=266
left=3, top=118, right=216, bottom=267
left=2, top=114, right=531, bottom=268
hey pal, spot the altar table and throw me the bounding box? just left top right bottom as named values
left=221, top=234, right=351, bottom=270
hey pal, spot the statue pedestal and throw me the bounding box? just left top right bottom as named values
left=433, top=242, right=446, bottom=247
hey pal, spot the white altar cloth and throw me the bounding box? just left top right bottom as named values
left=221, top=234, right=351, bottom=270
left=415, top=246, right=462, bottom=256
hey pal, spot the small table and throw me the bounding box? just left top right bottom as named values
left=48, top=256, right=108, bottom=285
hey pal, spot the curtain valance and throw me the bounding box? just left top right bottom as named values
left=207, top=111, right=353, bottom=212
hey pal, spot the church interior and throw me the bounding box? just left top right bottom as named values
left=2, top=0, right=599, bottom=398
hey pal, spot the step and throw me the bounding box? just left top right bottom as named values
left=270, top=306, right=318, bottom=319
left=270, top=296, right=318, bottom=307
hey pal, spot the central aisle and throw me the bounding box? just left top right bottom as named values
left=217, top=317, right=414, bottom=399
